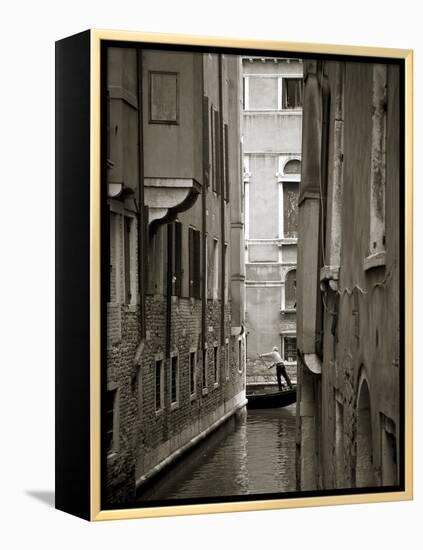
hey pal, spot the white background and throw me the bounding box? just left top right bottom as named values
left=0, top=0, right=420, bottom=548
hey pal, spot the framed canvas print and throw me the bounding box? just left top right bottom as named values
left=55, top=30, right=413, bottom=521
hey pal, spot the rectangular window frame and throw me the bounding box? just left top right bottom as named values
left=170, top=351, right=179, bottom=409
left=277, top=156, right=301, bottom=241
left=212, top=238, right=219, bottom=301
left=224, top=243, right=229, bottom=302
left=189, top=227, right=201, bottom=300
left=225, top=338, right=230, bottom=381
left=189, top=348, right=197, bottom=400
left=213, top=341, right=220, bottom=387
left=223, top=123, right=230, bottom=202
left=108, top=210, right=120, bottom=304
left=282, top=77, right=303, bottom=110
left=246, top=75, right=279, bottom=111
left=105, top=388, right=120, bottom=457
left=203, top=95, right=211, bottom=187
left=202, top=344, right=208, bottom=395
left=335, top=392, right=345, bottom=488
left=148, top=70, right=179, bottom=125
left=282, top=335, right=297, bottom=364
left=154, top=355, right=164, bottom=414
left=171, top=221, right=183, bottom=297
left=237, top=337, right=243, bottom=374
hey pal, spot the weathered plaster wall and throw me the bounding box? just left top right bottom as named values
left=243, top=58, right=302, bottom=387
left=297, top=59, right=400, bottom=491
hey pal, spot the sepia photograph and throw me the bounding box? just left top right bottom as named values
left=102, top=42, right=405, bottom=510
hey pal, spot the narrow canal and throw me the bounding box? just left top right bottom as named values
left=137, top=404, right=296, bottom=502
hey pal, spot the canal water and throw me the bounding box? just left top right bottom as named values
left=137, top=404, right=296, bottom=502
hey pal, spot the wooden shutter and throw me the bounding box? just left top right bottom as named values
left=142, top=205, right=149, bottom=294
left=194, top=230, right=201, bottom=299
left=174, top=221, right=182, bottom=297
left=188, top=227, right=194, bottom=298
left=203, top=96, right=210, bottom=187
left=124, top=217, right=131, bottom=304
left=224, top=123, right=229, bottom=202
left=214, top=109, right=221, bottom=195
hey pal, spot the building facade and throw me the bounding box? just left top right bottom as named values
left=106, top=48, right=246, bottom=505
left=296, top=60, right=401, bottom=490
left=242, top=57, right=302, bottom=385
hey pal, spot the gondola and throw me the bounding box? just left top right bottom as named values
left=246, top=384, right=297, bottom=409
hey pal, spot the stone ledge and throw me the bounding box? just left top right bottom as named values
left=363, top=251, right=386, bottom=271
left=135, top=393, right=247, bottom=489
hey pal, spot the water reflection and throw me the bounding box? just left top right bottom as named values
left=137, top=404, right=296, bottom=501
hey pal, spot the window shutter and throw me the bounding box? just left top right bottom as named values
left=124, top=217, right=131, bottom=304
left=142, top=205, right=149, bottom=293
left=194, top=230, right=201, bottom=299
left=203, top=96, right=210, bottom=187
left=174, top=221, right=182, bottom=297
left=210, top=105, right=216, bottom=192
left=224, top=123, right=229, bottom=202
left=189, top=227, right=194, bottom=298
left=214, top=109, right=221, bottom=195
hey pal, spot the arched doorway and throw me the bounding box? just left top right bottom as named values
left=356, top=378, right=375, bottom=487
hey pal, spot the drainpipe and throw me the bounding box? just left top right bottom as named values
left=201, top=61, right=207, bottom=352
left=219, top=54, right=226, bottom=347
left=133, top=48, right=146, bottom=371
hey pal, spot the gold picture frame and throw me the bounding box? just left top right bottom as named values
left=55, top=29, right=413, bottom=521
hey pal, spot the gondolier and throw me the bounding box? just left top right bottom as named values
left=259, top=346, right=293, bottom=391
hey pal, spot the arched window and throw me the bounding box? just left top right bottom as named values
left=380, top=413, right=397, bottom=486
left=284, top=159, right=301, bottom=175
left=356, top=378, right=375, bottom=488
left=285, top=269, right=296, bottom=310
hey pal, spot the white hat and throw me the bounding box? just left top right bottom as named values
left=273, top=346, right=278, bottom=351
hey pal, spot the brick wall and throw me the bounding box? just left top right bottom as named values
left=134, top=296, right=245, bottom=485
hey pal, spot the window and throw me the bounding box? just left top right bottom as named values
left=238, top=338, right=243, bottom=373
left=170, top=354, right=179, bottom=406
left=380, top=414, right=397, bottom=486
left=210, top=105, right=216, bottom=191
left=224, top=243, right=229, bottom=302
left=282, top=78, right=303, bottom=109
left=204, top=236, right=208, bottom=299
left=335, top=397, right=345, bottom=488
left=244, top=156, right=250, bottom=240
left=284, top=159, right=301, bottom=175
left=248, top=77, right=278, bottom=110
left=225, top=339, right=230, bottom=380
left=285, top=270, right=296, bottom=310
left=124, top=215, right=136, bottom=304
left=211, top=106, right=221, bottom=194
left=283, top=182, right=299, bottom=238
left=189, top=227, right=201, bottom=299
left=283, top=336, right=297, bottom=363
left=169, top=221, right=182, bottom=297
left=213, top=238, right=219, bottom=300
left=242, top=77, right=247, bottom=110
left=151, top=226, right=165, bottom=295
left=203, top=96, right=211, bottom=187
left=149, top=71, right=179, bottom=124
left=105, top=389, right=118, bottom=456
left=109, top=212, right=118, bottom=303
left=213, top=343, right=219, bottom=385
left=155, top=359, right=164, bottom=411
left=189, top=350, right=196, bottom=397
left=124, top=217, right=133, bottom=302
left=202, top=346, right=208, bottom=392
left=224, top=123, right=230, bottom=202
